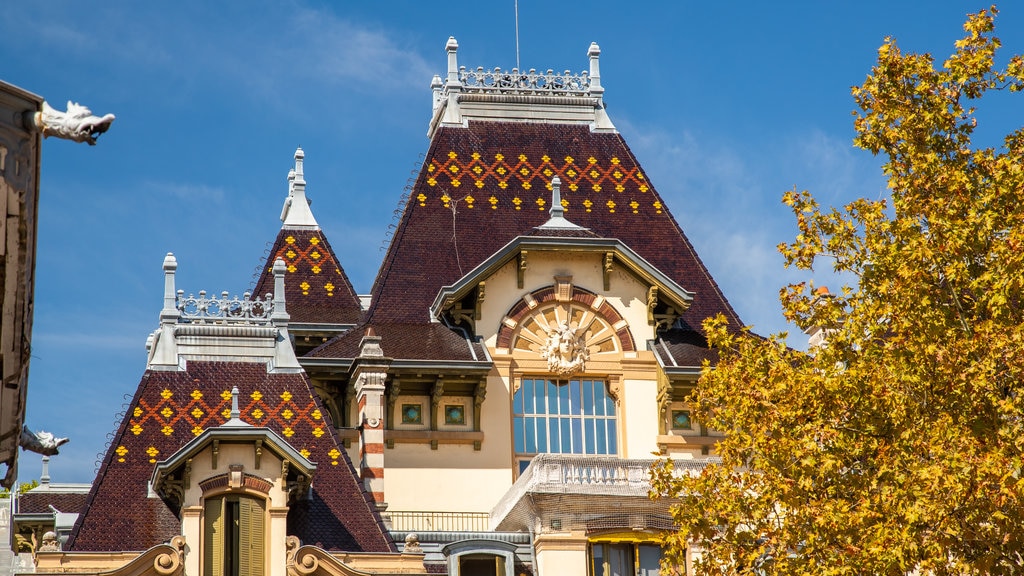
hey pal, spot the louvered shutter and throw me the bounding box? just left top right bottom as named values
left=203, top=498, right=224, bottom=576
left=237, top=497, right=266, bottom=576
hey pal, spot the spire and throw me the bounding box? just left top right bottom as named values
left=279, top=147, right=319, bottom=229
left=537, top=176, right=584, bottom=230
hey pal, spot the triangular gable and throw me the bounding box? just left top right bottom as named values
left=67, top=361, right=393, bottom=553
left=343, top=122, right=742, bottom=364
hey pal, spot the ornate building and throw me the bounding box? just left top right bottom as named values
left=37, top=38, right=744, bottom=576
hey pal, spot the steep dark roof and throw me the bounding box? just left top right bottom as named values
left=252, top=228, right=363, bottom=325
left=67, top=361, right=393, bottom=553
left=17, top=492, right=88, bottom=515
left=313, top=121, right=742, bottom=361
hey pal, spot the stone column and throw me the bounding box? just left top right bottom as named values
left=350, top=328, right=391, bottom=506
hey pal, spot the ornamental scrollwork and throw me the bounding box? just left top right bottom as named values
left=176, top=290, right=274, bottom=323
left=460, top=66, right=591, bottom=96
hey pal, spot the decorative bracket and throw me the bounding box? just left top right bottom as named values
left=431, top=378, right=446, bottom=431
left=607, top=374, right=623, bottom=405
left=647, top=286, right=659, bottom=325
left=386, top=378, right=401, bottom=432
left=474, top=282, right=485, bottom=321
left=603, top=252, right=614, bottom=291
left=211, top=440, right=219, bottom=469
left=473, top=381, right=487, bottom=432
left=518, top=251, right=528, bottom=289
left=254, top=439, right=263, bottom=470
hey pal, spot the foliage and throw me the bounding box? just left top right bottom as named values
left=0, top=479, right=40, bottom=498
left=651, top=7, right=1024, bottom=575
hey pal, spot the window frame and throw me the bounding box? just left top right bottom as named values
left=512, top=377, right=618, bottom=470
left=202, top=491, right=267, bottom=576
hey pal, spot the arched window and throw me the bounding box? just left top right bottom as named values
left=203, top=494, right=266, bottom=576
left=513, top=378, right=617, bottom=473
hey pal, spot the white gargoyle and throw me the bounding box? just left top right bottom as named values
left=36, top=100, right=115, bottom=145
left=19, top=426, right=69, bottom=456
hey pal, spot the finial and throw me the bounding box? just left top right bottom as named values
left=446, top=37, right=461, bottom=87
left=549, top=176, right=564, bottom=220
left=280, top=147, right=318, bottom=228
left=161, top=253, right=179, bottom=323
left=271, top=257, right=290, bottom=324
left=41, top=456, right=50, bottom=486
left=230, top=386, right=241, bottom=419
left=537, top=176, right=584, bottom=230
left=293, top=147, right=305, bottom=185
left=588, top=42, right=603, bottom=95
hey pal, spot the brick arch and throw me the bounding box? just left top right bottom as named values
left=199, top=472, right=274, bottom=495
left=496, top=284, right=635, bottom=353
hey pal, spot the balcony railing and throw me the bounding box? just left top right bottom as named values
left=387, top=511, right=490, bottom=532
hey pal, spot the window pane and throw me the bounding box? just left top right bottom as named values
left=595, top=418, right=607, bottom=453
left=525, top=417, right=537, bottom=453
left=609, top=544, right=633, bottom=576
left=513, top=418, right=524, bottom=452
left=639, top=545, right=663, bottom=576
left=583, top=380, right=595, bottom=415
left=592, top=544, right=606, bottom=576
left=546, top=379, right=559, bottom=413
left=606, top=419, right=617, bottom=454
left=569, top=380, right=581, bottom=414
left=549, top=417, right=561, bottom=452
left=560, top=418, right=572, bottom=453
left=558, top=382, right=571, bottom=415
left=536, top=417, right=548, bottom=452
left=571, top=418, right=583, bottom=453
left=594, top=382, right=606, bottom=416
left=585, top=418, right=596, bottom=453
left=513, top=384, right=524, bottom=414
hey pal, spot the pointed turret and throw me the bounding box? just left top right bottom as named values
left=252, top=148, right=364, bottom=353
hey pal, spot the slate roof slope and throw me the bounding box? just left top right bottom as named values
left=17, top=491, right=88, bottom=515
left=251, top=228, right=362, bottom=325
left=67, top=361, right=393, bottom=553
left=310, top=121, right=743, bottom=363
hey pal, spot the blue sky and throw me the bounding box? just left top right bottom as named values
left=3, top=2, right=1022, bottom=483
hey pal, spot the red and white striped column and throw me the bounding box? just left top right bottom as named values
left=352, top=328, right=390, bottom=507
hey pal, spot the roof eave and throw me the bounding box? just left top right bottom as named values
left=430, top=236, right=695, bottom=319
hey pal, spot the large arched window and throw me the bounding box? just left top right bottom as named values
left=513, top=378, right=617, bottom=473
left=203, top=494, right=266, bottom=576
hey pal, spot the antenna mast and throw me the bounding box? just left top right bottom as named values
left=515, top=0, right=521, bottom=70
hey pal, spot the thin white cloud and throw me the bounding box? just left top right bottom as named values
left=144, top=181, right=227, bottom=202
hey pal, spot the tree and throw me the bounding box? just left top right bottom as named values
left=651, top=7, right=1024, bottom=575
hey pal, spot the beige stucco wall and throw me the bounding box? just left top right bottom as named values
left=533, top=532, right=589, bottom=576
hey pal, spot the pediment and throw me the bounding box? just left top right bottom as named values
left=430, top=235, right=694, bottom=336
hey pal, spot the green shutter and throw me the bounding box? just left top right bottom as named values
left=204, top=498, right=224, bottom=576
left=238, top=497, right=266, bottom=576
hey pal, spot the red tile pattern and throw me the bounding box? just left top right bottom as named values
left=252, top=229, right=362, bottom=325
left=318, top=121, right=743, bottom=363
left=68, top=362, right=394, bottom=553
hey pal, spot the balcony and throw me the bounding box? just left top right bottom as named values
left=490, top=453, right=717, bottom=533
left=388, top=510, right=490, bottom=532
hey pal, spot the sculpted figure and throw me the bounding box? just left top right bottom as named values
left=34, top=100, right=115, bottom=145
left=19, top=426, right=69, bottom=456
left=540, top=321, right=589, bottom=375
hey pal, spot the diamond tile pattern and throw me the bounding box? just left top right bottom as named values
left=67, top=362, right=393, bottom=553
